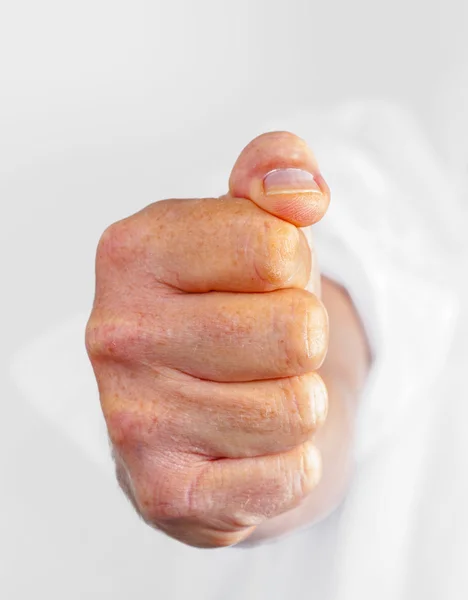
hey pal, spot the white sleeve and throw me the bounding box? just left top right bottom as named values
left=265, top=101, right=460, bottom=461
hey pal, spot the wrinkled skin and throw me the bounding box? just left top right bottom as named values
left=85, top=131, right=365, bottom=549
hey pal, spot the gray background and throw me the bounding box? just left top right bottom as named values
left=1, top=1, right=467, bottom=598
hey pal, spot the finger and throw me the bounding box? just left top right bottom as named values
left=196, top=440, right=323, bottom=531
left=102, top=371, right=328, bottom=459
left=175, top=372, right=328, bottom=458
left=133, top=441, right=322, bottom=548
left=228, top=131, right=330, bottom=227
left=109, top=196, right=312, bottom=293
left=95, top=288, right=329, bottom=382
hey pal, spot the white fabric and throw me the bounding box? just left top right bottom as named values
left=266, top=103, right=461, bottom=462
left=8, top=102, right=467, bottom=599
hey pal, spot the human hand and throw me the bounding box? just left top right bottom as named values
left=85, top=131, right=331, bottom=548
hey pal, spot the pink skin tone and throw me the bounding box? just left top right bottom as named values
left=86, top=131, right=370, bottom=548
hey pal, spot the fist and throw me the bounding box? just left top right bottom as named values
left=85, top=131, right=331, bottom=548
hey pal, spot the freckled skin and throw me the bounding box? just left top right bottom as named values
left=85, top=131, right=370, bottom=549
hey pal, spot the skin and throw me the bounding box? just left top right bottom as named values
left=85, top=131, right=371, bottom=549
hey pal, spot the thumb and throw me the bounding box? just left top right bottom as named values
left=228, top=131, right=330, bottom=227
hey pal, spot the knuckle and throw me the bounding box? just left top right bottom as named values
left=280, top=376, right=322, bottom=438
left=287, top=291, right=329, bottom=372
left=96, top=215, right=151, bottom=276
left=134, top=469, right=190, bottom=525
left=255, top=221, right=300, bottom=287
left=96, top=200, right=178, bottom=269
left=184, top=464, right=211, bottom=517
left=307, top=297, right=329, bottom=368
left=102, top=389, right=179, bottom=460
left=135, top=459, right=213, bottom=526
left=309, top=373, right=329, bottom=427
left=298, top=444, right=322, bottom=497
left=85, top=313, right=148, bottom=363
left=105, top=406, right=150, bottom=456
left=139, top=497, right=182, bottom=525
left=285, top=444, right=322, bottom=508
left=96, top=220, right=131, bottom=266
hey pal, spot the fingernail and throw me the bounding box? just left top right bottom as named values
left=263, top=168, right=321, bottom=196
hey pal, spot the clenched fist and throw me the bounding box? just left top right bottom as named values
left=85, top=132, right=366, bottom=549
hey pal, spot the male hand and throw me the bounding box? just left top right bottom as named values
left=85, top=131, right=331, bottom=548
